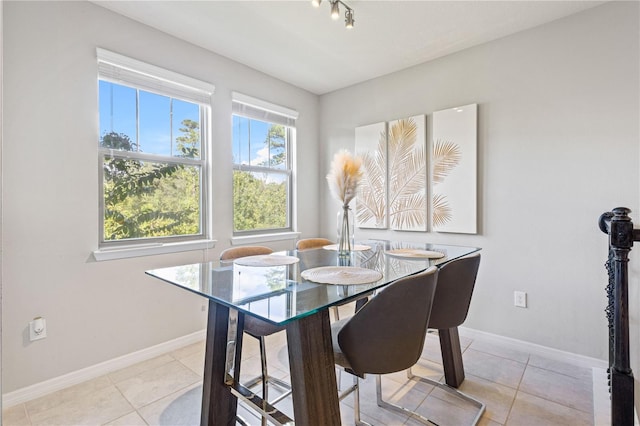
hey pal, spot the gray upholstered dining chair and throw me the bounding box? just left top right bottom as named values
left=331, top=266, right=439, bottom=426
left=219, top=246, right=291, bottom=425
left=377, top=253, right=485, bottom=425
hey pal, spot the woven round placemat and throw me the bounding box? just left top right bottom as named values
left=301, top=266, right=382, bottom=285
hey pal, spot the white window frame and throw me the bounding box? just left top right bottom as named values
left=93, top=49, right=215, bottom=260
left=231, top=92, right=298, bottom=237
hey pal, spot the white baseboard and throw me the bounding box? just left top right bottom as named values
left=2, top=329, right=206, bottom=408
left=459, top=326, right=608, bottom=370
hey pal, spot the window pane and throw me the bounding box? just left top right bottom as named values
left=99, top=81, right=137, bottom=148
left=249, top=120, right=269, bottom=167
left=232, top=116, right=288, bottom=169
left=233, top=170, right=288, bottom=232
left=139, top=91, right=171, bottom=156
left=103, top=156, right=201, bottom=241
left=173, top=100, right=201, bottom=159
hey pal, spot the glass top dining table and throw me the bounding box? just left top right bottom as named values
left=146, top=239, right=480, bottom=326
left=145, top=239, right=481, bottom=426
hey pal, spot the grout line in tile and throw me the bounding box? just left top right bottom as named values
left=126, top=378, right=202, bottom=414
left=465, top=346, right=530, bottom=366
left=25, top=402, right=34, bottom=426
left=524, top=361, right=592, bottom=382
left=502, top=350, right=531, bottom=424
left=515, top=388, right=594, bottom=415
left=518, top=356, right=595, bottom=415
left=111, top=379, right=138, bottom=419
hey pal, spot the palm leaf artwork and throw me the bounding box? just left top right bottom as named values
left=387, top=117, right=427, bottom=231
left=433, top=139, right=461, bottom=184
left=432, top=139, right=461, bottom=227
left=356, top=129, right=387, bottom=228
left=432, top=193, right=453, bottom=228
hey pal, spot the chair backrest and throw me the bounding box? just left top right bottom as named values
left=296, top=238, right=334, bottom=250
left=219, top=245, right=273, bottom=261
left=428, top=253, right=481, bottom=330
left=337, top=267, right=438, bottom=376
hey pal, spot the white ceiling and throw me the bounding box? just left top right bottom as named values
left=92, top=0, right=607, bottom=95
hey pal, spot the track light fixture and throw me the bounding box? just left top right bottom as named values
left=312, top=0, right=355, bottom=29
left=345, top=8, right=354, bottom=29
left=330, top=1, right=340, bottom=20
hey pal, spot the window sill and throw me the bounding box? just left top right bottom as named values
left=93, top=239, right=217, bottom=262
left=231, top=232, right=300, bottom=246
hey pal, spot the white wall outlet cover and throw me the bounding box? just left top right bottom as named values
left=514, top=291, right=527, bottom=308
left=29, top=317, right=47, bottom=341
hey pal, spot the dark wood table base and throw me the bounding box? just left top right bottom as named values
left=439, top=327, right=465, bottom=388
left=201, top=302, right=341, bottom=426
left=202, top=300, right=239, bottom=426
left=286, top=311, right=341, bottom=426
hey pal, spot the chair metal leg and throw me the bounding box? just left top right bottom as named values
left=375, top=375, right=438, bottom=425
left=352, top=375, right=364, bottom=426
left=376, top=369, right=486, bottom=425
left=332, top=307, right=343, bottom=391
left=407, top=367, right=485, bottom=424
left=242, top=335, right=293, bottom=425
left=337, top=373, right=372, bottom=426
left=259, top=337, right=268, bottom=426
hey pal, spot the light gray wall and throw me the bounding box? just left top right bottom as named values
left=319, top=1, right=639, bottom=360
left=2, top=1, right=319, bottom=392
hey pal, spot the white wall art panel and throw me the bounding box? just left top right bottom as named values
left=388, top=115, right=427, bottom=231
left=432, top=104, right=477, bottom=234
left=355, top=122, right=387, bottom=228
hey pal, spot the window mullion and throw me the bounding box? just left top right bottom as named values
left=135, top=88, right=140, bottom=151
left=100, top=149, right=203, bottom=167
left=233, top=164, right=289, bottom=175
left=170, top=98, right=174, bottom=157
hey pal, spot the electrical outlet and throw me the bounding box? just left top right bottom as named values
left=514, top=291, right=527, bottom=308
left=29, top=317, right=47, bottom=341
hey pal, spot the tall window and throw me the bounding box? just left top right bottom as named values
left=232, top=93, right=297, bottom=234
left=97, top=49, right=214, bottom=246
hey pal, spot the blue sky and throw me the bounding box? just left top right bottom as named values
left=100, top=80, right=283, bottom=169
left=99, top=81, right=199, bottom=157
left=232, top=115, right=272, bottom=166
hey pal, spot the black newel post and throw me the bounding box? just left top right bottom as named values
left=599, top=207, right=639, bottom=426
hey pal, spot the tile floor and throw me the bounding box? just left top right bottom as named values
left=3, top=305, right=600, bottom=426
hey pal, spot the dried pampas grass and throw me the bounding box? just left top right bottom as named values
left=327, top=150, right=363, bottom=206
